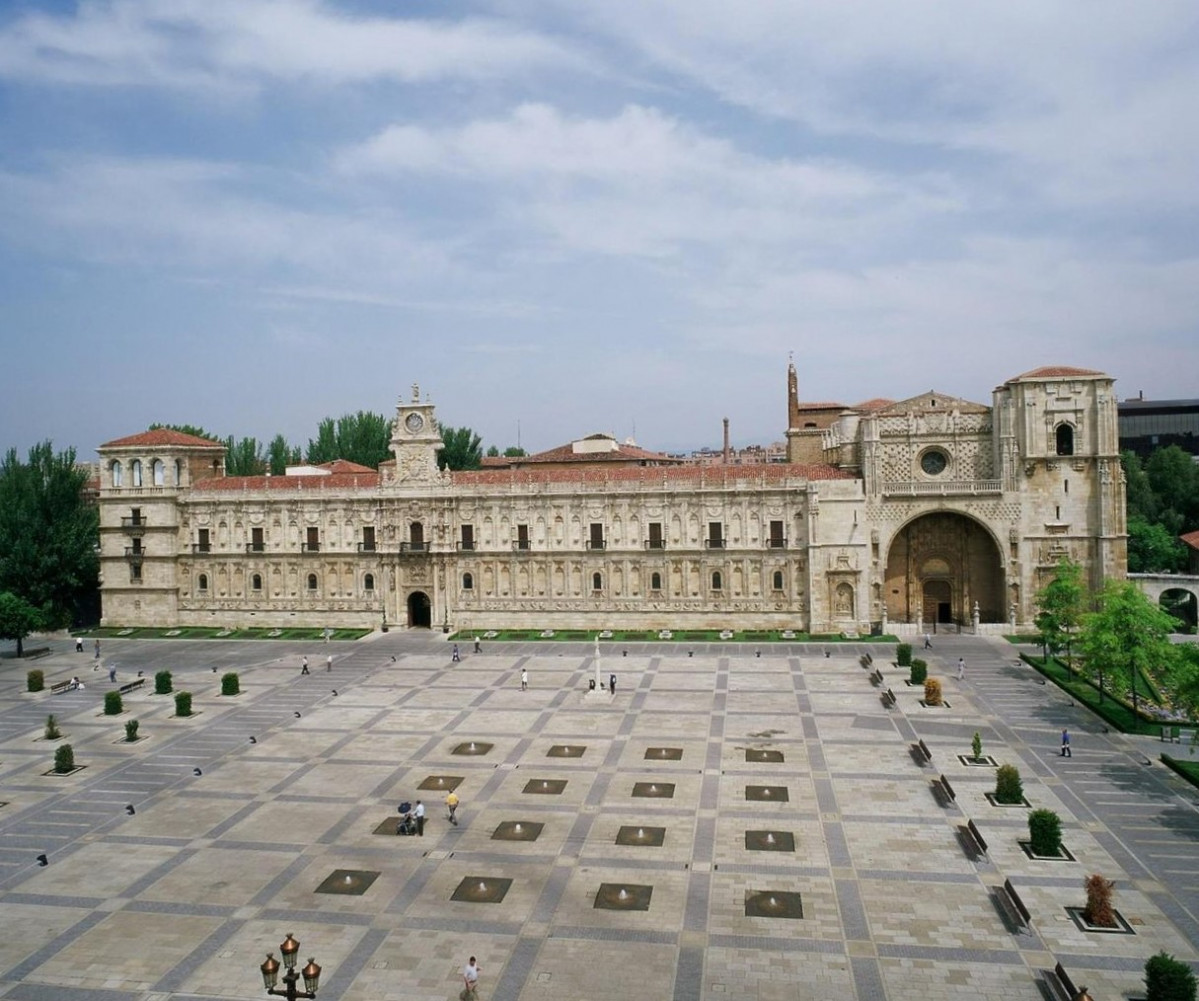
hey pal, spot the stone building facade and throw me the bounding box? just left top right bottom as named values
left=96, top=366, right=1126, bottom=634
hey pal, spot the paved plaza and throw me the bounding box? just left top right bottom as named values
left=1, top=633, right=1197, bottom=1001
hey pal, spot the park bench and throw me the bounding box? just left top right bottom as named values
left=1048, top=961, right=1094, bottom=1001
left=118, top=678, right=145, bottom=696
left=1160, top=726, right=1181, bottom=744
left=880, top=688, right=896, bottom=708
left=50, top=680, right=73, bottom=695
left=996, top=878, right=1032, bottom=933
left=939, top=774, right=956, bottom=802
left=965, top=819, right=988, bottom=856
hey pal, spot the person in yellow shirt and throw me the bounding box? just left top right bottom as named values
left=446, top=790, right=460, bottom=825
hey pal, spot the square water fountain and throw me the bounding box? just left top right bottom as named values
left=492, top=821, right=544, bottom=842
left=746, top=749, right=785, bottom=763
left=419, top=775, right=464, bottom=791
left=315, top=869, right=380, bottom=896
left=631, top=782, right=675, bottom=798
left=745, top=830, right=795, bottom=852
left=616, top=825, right=666, bottom=846
left=594, top=883, right=653, bottom=911
left=745, top=785, right=789, bottom=802
left=452, top=742, right=493, bottom=756
left=451, top=876, right=512, bottom=904
left=523, top=779, right=567, bottom=794
left=547, top=745, right=586, bottom=758
left=745, top=890, right=803, bottom=918
left=644, top=747, right=683, bottom=761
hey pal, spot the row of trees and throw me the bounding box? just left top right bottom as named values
left=153, top=413, right=524, bottom=476
left=1035, top=558, right=1199, bottom=717
left=1123, top=445, right=1199, bottom=572
left=0, top=443, right=99, bottom=653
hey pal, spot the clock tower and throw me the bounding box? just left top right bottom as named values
left=385, top=383, right=444, bottom=484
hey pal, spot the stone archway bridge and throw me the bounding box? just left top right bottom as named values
left=1129, top=573, right=1199, bottom=605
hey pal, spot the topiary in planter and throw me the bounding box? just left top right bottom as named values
left=995, top=763, right=1024, bottom=804
left=910, top=658, right=928, bottom=684
left=174, top=691, right=193, bottom=717
left=221, top=672, right=240, bottom=696
left=1028, top=808, right=1062, bottom=856
left=154, top=670, right=173, bottom=695
left=923, top=677, right=942, bottom=705
left=1145, top=951, right=1197, bottom=1001
left=104, top=691, right=123, bottom=716
left=54, top=743, right=75, bottom=773
left=27, top=669, right=45, bottom=692
left=896, top=643, right=912, bottom=667
left=124, top=719, right=139, bottom=742
left=45, top=714, right=61, bottom=740
left=972, top=732, right=983, bottom=760
left=1082, top=873, right=1116, bottom=927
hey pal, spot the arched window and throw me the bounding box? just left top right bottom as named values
left=712, top=571, right=723, bottom=591
left=152, top=459, right=165, bottom=486
left=364, top=573, right=375, bottom=591
left=307, top=573, right=318, bottom=591
left=251, top=573, right=262, bottom=591
left=111, top=460, right=123, bottom=487
left=773, top=570, right=784, bottom=590
left=174, top=458, right=183, bottom=486
left=592, top=572, right=603, bottom=591
left=650, top=572, right=662, bottom=591
left=198, top=573, right=208, bottom=591
left=131, top=459, right=142, bottom=487
left=410, top=521, right=425, bottom=549
left=462, top=572, right=473, bottom=591
left=1055, top=423, right=1075, bottom=456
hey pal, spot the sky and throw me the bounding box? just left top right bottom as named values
left=1, top=0, right=1197, bottom=461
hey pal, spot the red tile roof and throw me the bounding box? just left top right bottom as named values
left=1013, top=366, right=1105, bottom=380
left=1181, top=529, right=1199, bottom=551
left=192, top=473, right=381, bottom=493
left=101, top=429, right=224, bottom=449
left=316, top=459, right=376, bottom=474
left=452, top=463, right=855, bottom=487
left=853, top=398, right=896, bottom=412
left=514, top=440, right=684, bottom=464
left=794, top=402, right=846, bottom=411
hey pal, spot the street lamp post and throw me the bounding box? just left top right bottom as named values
left=260, top=933, right=322, bottom=1000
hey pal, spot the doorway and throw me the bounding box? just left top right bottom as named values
left=922, top=579, right=952, bottom=625
left=407, top=591, right=431, bottom=628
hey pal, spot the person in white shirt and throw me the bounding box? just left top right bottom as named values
left=460, top=956, right=481, bottom=1000
left=414, top=800, right=425, bottom=836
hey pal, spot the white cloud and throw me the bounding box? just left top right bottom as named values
left=0, top=0, right=571, bottom=89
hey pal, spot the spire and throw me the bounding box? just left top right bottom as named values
left=787, top=355, right=799, bottom=431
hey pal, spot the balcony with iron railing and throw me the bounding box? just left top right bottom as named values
left=120, top=516, right=146, bottom=535
left=357, top=542, right=377, bottom=553
left=644, top=539, right=668, bottom=550
left=123, top=546, right=144, bottom=561
left=191, top=543, right=211, bottom=555
left=400, top=541, right=429, bottom=553
left=511, top=540, right=532, bottom=552
left=246, top=542, right=267, bottom=554
left=767, top=537, right=787, bottom=549
left=585, top=539, right=606, bottom=551
left=300, top=542, right=321, bottom=553
left=457, top=540, right=476, bottom=551
left=705, top=539, right=726, bottom=549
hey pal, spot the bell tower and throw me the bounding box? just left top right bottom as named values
left=385, top=383, right=444, bottom=484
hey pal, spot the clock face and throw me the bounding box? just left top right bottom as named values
left=920, top=449, right=948, bottom=475
left=405, top=412, right=424, bottom=433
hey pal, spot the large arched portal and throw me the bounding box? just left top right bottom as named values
left=406, top=591, right=432, bottom=628
left=1160, top=588, right=1198, bottom=632
left=884, top=512, right=1005, bottom=625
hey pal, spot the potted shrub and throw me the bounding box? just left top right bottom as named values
left=174, top=691, right=193, bottom=717
left=124, top=719, right=139, bottom=742
left=1028, top=808, right=1063, bottom=856
left=154, top=670, right=173, bottom=695
left=971, top=732, right=984, bottom=761
left=45, top=714, right=61, bottom=740
left=1082, top=873, right=1116, bottom=928
left=1145, top=951, right=1197, bottom=1001
left=104, top=691, right=123, bottom=716
left=896, top=642, right=913, bottom=667
left=910, top=658, right=928, bottom=685
left=994, top=764, right=1024, bottom=804
left=27, top=669, right=45, bottom=692
left=221, top=672, right=240, bottom=696
left=923, top=677, right=942, bottom=706
left=53, top=743, right=75, bottom=774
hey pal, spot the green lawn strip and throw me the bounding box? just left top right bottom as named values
left=1020, top=653, right=1194, bottom=736
left=81, top=626, right=370, bottom=642
left=1160, top=753, right=1199, bottom=792
left=1004, top=634, right=1042, bottom=644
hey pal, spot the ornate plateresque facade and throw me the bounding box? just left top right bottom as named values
left=96, top=367, right=1126, bottom=634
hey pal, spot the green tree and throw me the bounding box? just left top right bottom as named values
left=0, top=442, right=99, bottom=628
left=1077, top=580, right=1177, bottom=711
left=305, top=412, right=391, bottom=468
left=148, top=422, right=218, bottom=441
left=223, top=436, right=267, bottom=477
left=1127, top=516, right=1188, bottom=573
left=438, top=426, right=483, bottom=470
left=267, top=434, right=301, bottom=476
left=1122, top=450, right=1157, bottom=523
left=1033, top=558, right=1086, bottom=664
left=503, top=446, right=527, bottom=457
left=0, top=591, right=43, bottom=657
left=1146, top=445, right=1199, bottom=533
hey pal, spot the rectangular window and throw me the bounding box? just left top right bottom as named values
left=131, top=539, right=143, bottom=555
left=252, top=527, right=265, bottom=553
left=648, top=522, right=664, bottom=549
left=130, top=562, right=142, bottom=581
left=769, top=520, right=785, bottom=548
left=305, top=526, right=319, bottom=552
left=361, top=526, right=376, bottom=552
left=516, top=524, right=530, bottom=550
left=197, top=528, right=210, bottom=553
left=460, top=524, right=474, bottom=551
left=130, top=507, right=142, bottom=526
left=707, top=522, right=724, bottom=548
left=589, top=523, right=605, bottom=550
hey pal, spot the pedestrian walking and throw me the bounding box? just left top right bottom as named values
left=609, top=673, right=616, bottom=695
left=300, top=656, right=309, bottom=675
left=108, top=664, right=116, bottom=683
left=326, top=654, right=332, bottom=672
left=75, top=637, right=84, bottom=653
left=520, top=668, right=528, bottom=691
left=1061, top=728, right=1072, bottom=757
left=473, top=636, right=481, bottom=654
left=446, top=790, right=459, bottom=825
left=94, top=639, right=101, bottom=659
left=923, top=633, right=932, bottom=649
left=452, top=644, right=461, bottom=662
left=414, top=800, right=425, bottom=836
left=957, top=657, right=965, bottom=681
left=460, top=957, right=481, bottom=1000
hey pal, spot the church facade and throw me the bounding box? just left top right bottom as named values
left=95, top=365, right=1126, bottom=635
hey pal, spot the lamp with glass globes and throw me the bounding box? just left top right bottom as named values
left=260, top=933, right=321, bottom=1000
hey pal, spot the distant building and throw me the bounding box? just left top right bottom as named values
left=1117, top=395, right=1199, bottom=459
